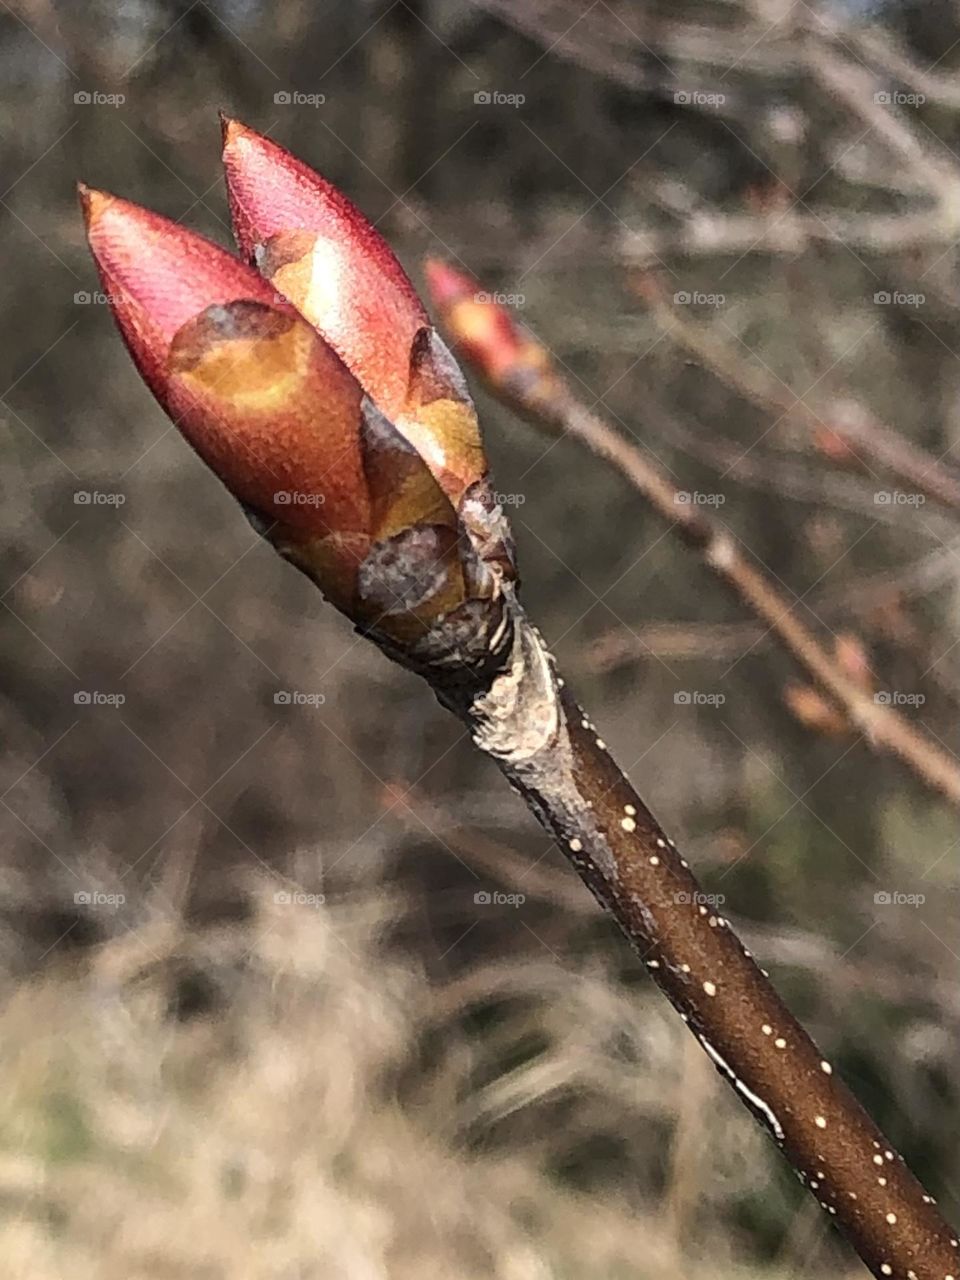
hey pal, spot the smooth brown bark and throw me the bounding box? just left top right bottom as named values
left=450, top=595, right=959, bottom=1280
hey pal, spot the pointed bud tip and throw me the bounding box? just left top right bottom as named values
left=424, top=259, right=475, bottom=307
left=219, top=112, right=251, bottom=153
left=77, top=183, right=115, bottom=227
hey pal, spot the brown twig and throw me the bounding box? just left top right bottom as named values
left=621, top=208, right=960, bottom=264
left=639, top=276, right=960, bottom=515
left=454, top=606, right=959, bottom=1280
left=840, top=22, right=960, bottom=111
left=801, top=37, right=960, bottom=196
left=586, top=539, right=960, bottom=672
left=635, top=392, right=960, bottom=537
left=423, top=262, right=960, bottom=1273
left=477, top=378, right=960, bottom=800
left=552, top=392, right=960, bottom=803
left=423, top=264, right=960, bottom=799
left=471, top=0, right=798, bottom=91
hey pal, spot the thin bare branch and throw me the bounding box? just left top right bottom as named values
left=426, top=264, right=960, bottom=808
left=640, top=276, right=960, bottom=515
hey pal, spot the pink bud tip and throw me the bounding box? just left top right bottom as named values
left=79, top=183, right=282, bottom=348
left=423, top=257, right=549, bottom=389
left=221, top=118, right=428, bottom=418
left=79, top=185, right=371, bottom=543
left=423, top=258, right=476, bottom=308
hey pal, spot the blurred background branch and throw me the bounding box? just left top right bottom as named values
left=428, top=262, right=960, bottom=809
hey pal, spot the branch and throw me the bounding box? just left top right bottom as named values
left=801, top=37, right=960, bottom=195
left=842, top=22, right=960, bottom=111
left=587, top=540, right=960, bottom=672
left=634, top=391, right=960, bottom=537
left=425, top=262, right=960, bottom=809
left=638, top=275, right=960, bottom=516
left=416, top=264, right=960, bottom=1274
left=621, top=207, right=960, bottom=264
left=470, top=0, right=799, bottom=90
left=452, top=588, right=959, bottom=1280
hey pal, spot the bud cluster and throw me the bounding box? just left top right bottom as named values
left=81, top=118, right=517, bottom=667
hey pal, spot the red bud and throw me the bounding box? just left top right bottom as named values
left=423, top=259, right=553, bottom=393
left=221, top=117, right=426, bottom=422
left=220, top=120, right=514, bottom=577
left=80, top=185, right=369, bottom=543
left=79, top=185, right=482, bottom=636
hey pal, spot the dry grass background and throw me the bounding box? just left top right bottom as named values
left=1, top=0, right=958, bottom=1275
left=0, top=892, right=847, bottom=1280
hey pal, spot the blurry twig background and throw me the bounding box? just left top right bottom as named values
left=1, top=1, right=958, bottom=1277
